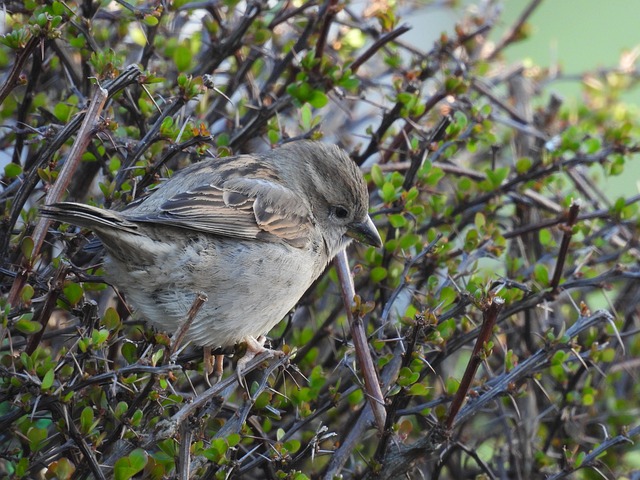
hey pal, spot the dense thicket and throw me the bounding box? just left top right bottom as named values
left=1, top=1, right=640, bottom=479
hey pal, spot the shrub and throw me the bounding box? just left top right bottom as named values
left=1, top=1, right=640, bottom=478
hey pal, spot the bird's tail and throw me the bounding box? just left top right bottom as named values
left=40, top=202, right=139, bottom=233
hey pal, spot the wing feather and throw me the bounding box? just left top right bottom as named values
left=128, top=176, right=313, bottom=248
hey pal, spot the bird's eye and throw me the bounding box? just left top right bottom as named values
left=333, top=206, right=349, bottom=219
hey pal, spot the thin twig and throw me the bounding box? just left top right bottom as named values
left=6, top=85, right=108, bottom=309
left=334, top=249, right=386, bottom=431
left=549, top=200, right=581, bottom=293
left=445, top=296, right=505, bottom=430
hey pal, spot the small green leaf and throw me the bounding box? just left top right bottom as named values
left=46, top=457, right=76, bottom=479
left=515, top=157, right=532, bottom=173
left=300, top=103, right=312, bottom=130
left=21, top=236, right=34, bottom=260
left=283, top=439, right=301, bottom=453
left=388, top=213, right=406, bottom=228
left=533, top=263, right=549, bottom=285
left=380, top=182, right=397, bottom=202
left=227, top=433, right=240, bottom=448
left=21, top=284, right=35, bottom=303
left=308, top=89, right=328, bottom=108
left=114, top=448, right=148, bottom=480
left=27, top=426, right=48, bottom=451
left=173, top=45, right=192, bottom=72
left=370, top=266, right=387, bottom=283
left=103, top=307, right=121, bottom=330
left=15, top=314, right=42, bottom=334
left=408, top=383, right=429, bottom=396
left=80, top=407, right=94, bottom=434
left=63, top=282, right=83, bottom=306
left=370, top=164, right=384, bottom=187
left=4, top=162, right=22, bottom=178
left=539, top=229, right=553, bottom=246
left=53, top=102, right=71, bottom=122
left=143, top=14, right=159, bottom=26
left=439, top=286, right=457, bottom=308
left=485, top=167, right=509, bottom=187
left=41, top=368, right=55, bottom=390
left=114, top=401, right=128, bottom=419
left=92, top=328, right=109, bottom=346
left=122, top=342, right=138, bottom=364
left=151, top=348, right=164, bottom=366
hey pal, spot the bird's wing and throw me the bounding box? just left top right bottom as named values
left=128, top=176, right=313, bottom=248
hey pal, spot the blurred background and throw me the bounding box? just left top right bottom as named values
left=404, top=0, right=640, bottom=195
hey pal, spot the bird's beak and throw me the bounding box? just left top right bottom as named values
left=346, top=216, right=382, bottom=248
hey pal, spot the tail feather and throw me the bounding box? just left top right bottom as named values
left=40, top=202, right=138, bottom=233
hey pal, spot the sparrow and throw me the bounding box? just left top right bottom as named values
left=41, top=141, right=382, bottom=374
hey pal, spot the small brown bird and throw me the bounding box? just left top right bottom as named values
left=41, top=141, right=381, bottom=372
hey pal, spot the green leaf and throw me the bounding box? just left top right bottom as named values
left=485, top=167, right=509, bottom=187
left=103, top=307, right=121, bottom=330
left=41, top=368, right=55, bottom=390
left=227, top=433, right=241, bottom=448
left=92, top=328, right=109, bottom=346
left=21, top=236, right=34, bottom=260
left=4, top=162, right=22, bottom=178
left=284, top=439, right=301, bottom=453
left=21, top=284, right=34, bottom=303
left=300, top=103, right=312, bottom=130
left=538, top=229, right=553, bottom=246
left=114, top=449, right=148, bottom=480
left=63, top=282, right=83, bottom=306
left=388, top=213, right=406, bottom=228
left=370, top=266, right=387, bottom=283
left=46, top=457, right=76, bottom=479
left=370, top=164, right=384, bottom=187
left=53, top=101, right=73, bottom=122
left=15, top=314, right=42, bottom=335
left=397, top=367, right=419, bottom=386
left=408, top=383, right=429, bottom=396
left=439, top=286, right=457, bottom=308
left=173, top=45, right=192, bottom=72
left=28, top=426, right=48, bottom=451
left=515, top=157, right=532, bottom=173
left=308, top=89, right=328, bottom=108
left=80, top=407, right=94, bottom=434
left=114, top=402, right=128, bottom=419
left=380, top=182, right=397, bottom=202
left=143, top=14, right=159, bottom=26
left=122, top=342, right=138, bottom=363
left=533, top=263, right=549, bottom=285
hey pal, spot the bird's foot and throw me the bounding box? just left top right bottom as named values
left=236, top=336, right=284, bottom=386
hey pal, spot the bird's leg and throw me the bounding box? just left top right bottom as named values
left=203, top=347, right=225, bottom=386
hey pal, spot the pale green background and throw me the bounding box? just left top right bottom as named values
left=405, top=0, right=640, bottom=196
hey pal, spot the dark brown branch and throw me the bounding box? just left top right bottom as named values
left=549, top=200, right=581, bottom=293
left=0, top=36, right=39, bottom=106
left=445, top=296, right=504, bottom=430
left=350, top=24, right=411, bottom=74
left=6, top=85, right=108, bottom=309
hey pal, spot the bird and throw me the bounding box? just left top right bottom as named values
left=41, top=141, right=382, bottom=376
